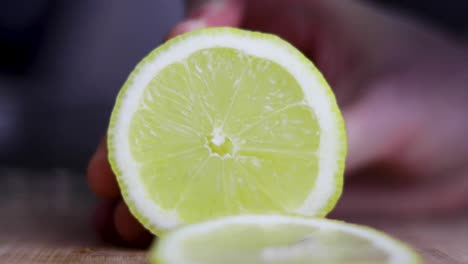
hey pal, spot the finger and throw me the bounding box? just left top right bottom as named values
left=332, top=171, right=468, bottom=219
left=344, top=89, right=421, bottom=173
left=166, top=0, right=245, bottom=39
left=87, top=137, right=120, bottom=199
left=114, top=201, right=153, bottom=248
left=93, top=199, right=126, bottom=246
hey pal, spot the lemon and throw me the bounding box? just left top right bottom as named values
left=108, top=28, right=346, bottom=234
left=151, top=215, right=421, bottom=264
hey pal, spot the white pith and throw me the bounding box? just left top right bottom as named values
left=110, top=29, right=344, bottom=230
left=159, top=215, right=416, bottom=264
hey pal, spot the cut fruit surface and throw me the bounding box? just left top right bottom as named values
left=151, top=215, right=422, bottom=264
left=108, top=27, right=346, bottom=234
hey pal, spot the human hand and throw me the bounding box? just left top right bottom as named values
left=87, top=0, right=468, bottom=247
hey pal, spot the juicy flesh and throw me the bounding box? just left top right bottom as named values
left=129, top=48, right=320, bottom=222
left=179, top=222, right=389, bottom=264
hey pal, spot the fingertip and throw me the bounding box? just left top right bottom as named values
left=87, top=140, right=120, bottom=199
left=343, top=97, right=392, bottom=173
left=94, top=200, right=125, bottom=245
left=344, top=93, right=420, bottom=175
left=344, top=108, right=371, bottom=172
left=114, top=201, right=153, bottom=248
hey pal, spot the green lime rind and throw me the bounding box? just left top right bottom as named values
left=107, top=27, right=347, bottom=235
left=150, top=215, right=422, bottom=264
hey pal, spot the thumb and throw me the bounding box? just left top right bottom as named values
left=166, top=0, right=245, bottom=39
left=344, top=89, right=421, bottom=173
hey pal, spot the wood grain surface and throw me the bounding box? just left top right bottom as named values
left=0, top=169, right=467, bottom=264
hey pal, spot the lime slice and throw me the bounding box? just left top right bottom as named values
left=151, top=215, right=421, bottom=264
left=108, top=27, right=346, bottom=234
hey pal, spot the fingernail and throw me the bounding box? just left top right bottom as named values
left=183, top=19, right=207, bottom=31
left=165, top=19, right=207, bottom=39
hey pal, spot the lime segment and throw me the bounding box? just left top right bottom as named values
left=108, top=28, right=346, bottom=234
left=151, top=215, right=422, bottom=264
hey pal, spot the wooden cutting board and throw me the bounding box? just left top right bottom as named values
left=0, top=170, right=467, bottom=263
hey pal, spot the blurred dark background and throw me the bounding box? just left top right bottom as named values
left=0, top=0, right=466, bottom=170
left=0, top=0, right=183, bottom=169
